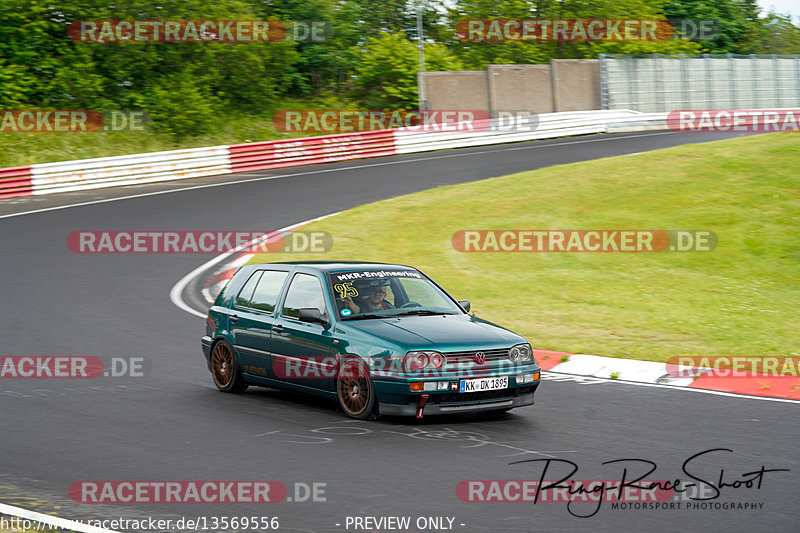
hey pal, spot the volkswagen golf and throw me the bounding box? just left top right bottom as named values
left=202, top=262, right=541, bottom=419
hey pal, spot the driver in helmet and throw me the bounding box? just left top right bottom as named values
left=341, top=279, right=394, bottom=313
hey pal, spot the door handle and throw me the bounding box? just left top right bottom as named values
left=273, top=324, right=284, bottom=333
left=229, top=314, right=239, bottom=323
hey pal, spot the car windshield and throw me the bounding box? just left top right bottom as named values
left=327, top=269, right=463, bottom=320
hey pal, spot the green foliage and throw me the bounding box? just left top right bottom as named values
left=144, top=76, right=221, bottom=138
left=443, top=0, right=697, bottom=67
left=0, top=0, right=797, bottom=140
left=355, top=32, right=462, bottom=109
left=661, top=0, right=762, bottom=53
left=0, top=0, right=298, bottom=137
left=750, top=13, right=800, bottom=54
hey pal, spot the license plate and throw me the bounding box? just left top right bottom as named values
left=459, top=376, right=508, bottom=393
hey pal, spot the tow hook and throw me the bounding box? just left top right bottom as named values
left=416, top=394, right=429, bottom=418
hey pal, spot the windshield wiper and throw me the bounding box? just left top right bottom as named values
left=344, top=313, right=385, bottom=320
left=395, top=310, right=456, bottom=316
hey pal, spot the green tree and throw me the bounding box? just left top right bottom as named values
left=444, top=0, right=705, bottom=67
left=748, top=12, right=800, bottom=54
left=0, top=0, right=299, bottom=136
left=355, top=32, right=462, bottom=108
left=661, top=0, right=763, bottom=53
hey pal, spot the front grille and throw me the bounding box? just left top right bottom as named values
left=435, top=389, right=514, bottom=404
left=444, top=348, right=509, bottom=367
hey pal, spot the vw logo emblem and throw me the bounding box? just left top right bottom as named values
left=473, top=352, right=486, bottom=365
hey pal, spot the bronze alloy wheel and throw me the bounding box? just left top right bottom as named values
left=337, top=360, right=375, bottom=419
left=211, top=340, right=248, bottom=393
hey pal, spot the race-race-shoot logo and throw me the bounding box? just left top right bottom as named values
left=458, top=450, right=789, bottom=517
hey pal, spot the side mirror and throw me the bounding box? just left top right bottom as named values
left=458, top=300, right=471, bottom=313
left=299, top=308, right=329, bottom=326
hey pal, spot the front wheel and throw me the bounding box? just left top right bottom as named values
left=211, top=340, right=248, bottom=393
left=336, top=359, right=376, bottom=419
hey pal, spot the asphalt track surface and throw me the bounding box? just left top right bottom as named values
left=1, top=131, right=797, bottom=533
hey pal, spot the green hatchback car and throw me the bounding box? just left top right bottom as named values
left=202, top=262, right=541, bottom=419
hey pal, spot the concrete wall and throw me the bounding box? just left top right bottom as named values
left=551, top=59, right=600, bottom=111
left=420, top=60, right=600, bottom=116
left=488, top=64, right=553, bottom=114
left=418, top=71, right=488, bottom=111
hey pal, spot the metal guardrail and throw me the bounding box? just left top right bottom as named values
left=228, top=130, right=396, bottom=172
left=0, top=166, right=33, bottom=199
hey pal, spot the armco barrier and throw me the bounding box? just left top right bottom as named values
left=229, top=129, right=397, bottom=172
left=30, top=146, right=232, bottom=195
left=0, top=110, right=672, bottom=200
left=0, top=165, right=33, bottom=199
left=393, top=110, right=664, bottom=153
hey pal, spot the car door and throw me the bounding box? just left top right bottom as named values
left=230, top=269, right=289, bottom=379
left=271, top=272, right=337, bottom=391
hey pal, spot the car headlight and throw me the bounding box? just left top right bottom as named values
left=509, top=343, right=533, bottom=363
left=429, top=352, right=446, bottom=369
left=405, top=351, right=446, bottom=372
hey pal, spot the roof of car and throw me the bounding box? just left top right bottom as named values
left=251, top=261, right=417, bottom=273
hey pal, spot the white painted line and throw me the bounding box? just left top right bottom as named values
left=0, top=131, right=678, bottom=221
left=0, top=502, right=119, bottom=533
left=169, top=212, right=341, bottom=318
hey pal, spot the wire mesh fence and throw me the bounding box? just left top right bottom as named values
left=600, top=54, right=800, bottom=112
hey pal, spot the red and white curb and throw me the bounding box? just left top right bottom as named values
left=201, top=252, right=254, bottom=305
left=170, top=213, right=340, bottom=318
left=534, top=350, right=800, bottom=402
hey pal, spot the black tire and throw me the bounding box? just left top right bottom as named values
left=210, top=340, right=248, bottom=393
left=336, top=358, right=376, bottom=419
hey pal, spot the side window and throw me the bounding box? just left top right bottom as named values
left=250, top=270, right=289, bottom=313
left=282, top=273, right=327, bottom=319
left=236, top=271, right=263, bottom=308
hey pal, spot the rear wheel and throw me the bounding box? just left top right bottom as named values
left=337, top=359, right=376, bottom=419
left=211, top=340, right=248, bottom=393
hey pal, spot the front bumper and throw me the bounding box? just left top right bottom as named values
left=374, top=366, right=540, bottom=416
left=201, top=336, right=213, bottom=370
left=379, top=390, right=535, bottom=416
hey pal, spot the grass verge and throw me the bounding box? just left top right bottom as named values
left=249, top=132, right=799, bottom=363
left=0, top=99, right=356, bottom=167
